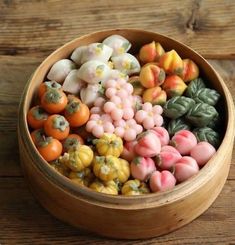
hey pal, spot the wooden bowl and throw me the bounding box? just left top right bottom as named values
left=18, top=29, right=235, bottom=239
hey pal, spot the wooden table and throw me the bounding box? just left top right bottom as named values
left=0, top=0, right=235, bottom=244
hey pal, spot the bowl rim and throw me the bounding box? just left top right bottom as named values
left=18, top=28, right=235, bottom=209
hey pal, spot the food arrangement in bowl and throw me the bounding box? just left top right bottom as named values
left=27, top=34, right=221, bottom=195
left=18, top=29, right=235, bottom=239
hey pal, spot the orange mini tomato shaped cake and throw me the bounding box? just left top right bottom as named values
left=41, top=89, right=68, bottom=114
left=37, top=136, right=63, bottom=162
left=44, top=114, right=70, bottom=141
left=64, top=99, right=90, bottom=127
left=30, top=128, right=45, bottom=145
left=27, top=105, right=49, bottom=129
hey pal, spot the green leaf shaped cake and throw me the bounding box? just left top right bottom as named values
left=193, top=127, right=220, bottom=148
left=194, top=88, right=220, bottom=106
left=163, top=96, right=195, bottom=119
left=185, top=102, right=218, bottom=127
left=167, top=118, right=191, bottom=137
left=185, top=78, right=206, bottom=98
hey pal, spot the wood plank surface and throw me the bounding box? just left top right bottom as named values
left=0, top=0, right=235, bottom=59
left=0, top=178, right=234, bottom=244
left=0, top=56, right=39, bottom=177
left=0, top=0, right=235, bottom=243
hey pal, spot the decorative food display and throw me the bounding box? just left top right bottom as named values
left=27, top=35, right=222, bottom=196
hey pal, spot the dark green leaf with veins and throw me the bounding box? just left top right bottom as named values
left=167, top=117, right=191, bottom=137
left=194, top=88, right=220, bottom=106
left=185, top=77, right=206, bottom=98
left=163, top=96, right=195, bottom=119
left=207, top=112, right=221, bottom=129
left=185, top=102, right=218, bottom=127
left=193, top=127, right=221, bottom=148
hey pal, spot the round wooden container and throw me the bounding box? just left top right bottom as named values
left=18, top=29, right=235, bottom=239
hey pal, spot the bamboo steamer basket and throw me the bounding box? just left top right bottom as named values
left=18, top=29, right=235, bottom=239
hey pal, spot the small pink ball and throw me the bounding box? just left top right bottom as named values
left=105, top=88, right=116, bottom=98
left=111, top=109, right=123, bottom=121
left=103, top=122, right=115, bottom=133
left=115, top=127, right=125, bottom=138
left=92, top=125, right=104, bottom=138
left=94, top=97, right=106, bottom=107
left=86, top=120, right=96, bottom=132
left=104, top=79, right=116, bottom=88
left=124, top=128, right=136, bottom=141
left=135, top=110, right=147, bottom=123
left=143, top=117, right=155, bottom=129
left=90, top=106, right=102, bottom=114
left=142, top=102, right=152, bottom=112
left=152, top=105, right=163, bottom=114
left=103, top=101, right=115, bottom=113
left=117, top=89, right=128, bottom=99
left=123, top=108, right=134, bottom=120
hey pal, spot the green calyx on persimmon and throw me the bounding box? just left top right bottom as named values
left=65, top=100, right=80, bottom=115
left=32, top=106, right=48, bottom=120
left=44, top=89, right=62, bottom=103
left=52, top=115, right=69, bottom=132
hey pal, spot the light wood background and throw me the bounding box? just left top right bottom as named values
left=0, top=0, right=234, bottom=244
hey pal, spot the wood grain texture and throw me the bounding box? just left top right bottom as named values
left=0, top=56, right=40, bottom=177
left=0, top=0, right=235, bottom=59
left=0, top=178, right=234, bottom=244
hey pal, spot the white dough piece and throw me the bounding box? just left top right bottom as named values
left=108, top=69, right=129, bottom=81
left=62, top=70, right=85, bottom=94
left=111, top=53, right=140, bottom=75
left=80, top=83, right=103, bottom=107
left=103, top=35, right=131, bottom=57
left=81, top=43, right=113, bottom=64
left=77, top=60, right=111, bottom=84
left=47, top=59, right=76, bottom=83
left=70, top=46, right=87, bottom=66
